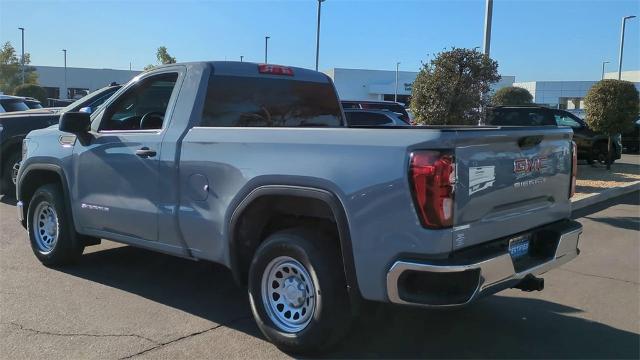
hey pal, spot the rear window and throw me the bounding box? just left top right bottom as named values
left=345, top=112, right=393, bottom=126
left=0, top=99, right=29, bottom=112
left=488, top=108, right=555, bottom=126
left=201, top=75, right=343, bottom=127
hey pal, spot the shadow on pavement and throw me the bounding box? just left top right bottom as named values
left=572, top=191, right=639, bottom=219
left=58, top=244, right=639, bottom=359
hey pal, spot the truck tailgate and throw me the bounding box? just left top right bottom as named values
left=451, top=127, right=573, bottom=250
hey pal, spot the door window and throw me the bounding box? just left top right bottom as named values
left=554, top=112, right=583, bottom=129
left=100, top=73, right=178, bottom=131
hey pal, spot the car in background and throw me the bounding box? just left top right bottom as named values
left=0, top=83, right=121, bottom=196
left=344, top=109, right=410, bottom=126
left=22, top=97, right=43, bottom=109
left=621, top=118, right=640, bottom=153
left=0, top=95, right=30, bottom=113
left=486, top=105, right=622, bottom=165
left=341, top=100, right=411, bottom=123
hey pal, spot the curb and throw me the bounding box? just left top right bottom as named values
left=571, top=181, right=640, bottom=211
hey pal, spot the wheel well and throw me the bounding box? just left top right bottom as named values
left=19, top=169, right=63, bottom=214
left=232, top=194, right=341, bottom=286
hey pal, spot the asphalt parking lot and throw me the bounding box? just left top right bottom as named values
left=1, top=192, right=638, bottom=359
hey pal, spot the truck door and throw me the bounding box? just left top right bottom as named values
left=72, top=71, right=181, bottom=242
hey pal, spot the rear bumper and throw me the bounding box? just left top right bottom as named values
left=386, top=220, right=582, bottom=307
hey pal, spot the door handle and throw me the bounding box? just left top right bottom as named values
left=135, top=147, right=157, bottom=158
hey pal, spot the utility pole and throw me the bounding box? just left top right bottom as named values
left=394, top=62, right=400, bottom=102
left=18, top=27, right=25, bottom=84
left=315, top=0, right=326, bottom=71
left=62, top=49, right=67, bottom=99
left=265, top=36, right=270, bottom=64
left=618, top=15, right=636, bottom=80
left=482, top=0, right=493, bottom=56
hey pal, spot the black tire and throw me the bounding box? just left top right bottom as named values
left=1, top=151, right=21, bottom=197
left=594, top=142, right=615, bottom=165
left=248, top=228, right=351, bottom=354
left=27, top=184, right=84, bottom=266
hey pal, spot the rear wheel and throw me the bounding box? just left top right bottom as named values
left=27, top=184, right=83, bottom=265
left=248, top=228, right=351, bottom=354
left=594, top=142, right=615, bottom=165
left=1, top=152, right=21, bottom=197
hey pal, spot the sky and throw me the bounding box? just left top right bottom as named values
left=1, top=0, right=639, bottom=81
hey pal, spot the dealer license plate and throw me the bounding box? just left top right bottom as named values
left=508, top=235, right=530, bottom=259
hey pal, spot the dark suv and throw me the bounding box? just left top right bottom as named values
left=341, top=100, right=411, bottom=123
left=487, top=106, right=622, bottom=165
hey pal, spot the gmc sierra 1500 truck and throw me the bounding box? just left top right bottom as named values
left=16, top=62, right=582, bottom=353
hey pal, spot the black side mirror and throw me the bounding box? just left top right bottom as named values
left=59, top=112, right=90, bottom=134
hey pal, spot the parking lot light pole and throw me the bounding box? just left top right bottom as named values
left=618, top=15, right=636, bottom=80
left=265, top=36, right=270, bottom=64
left=601, top=61, right=609, bottom=80
left=18, top=27, right=25, bottom=84
left=62, top=49, right=67, bottom=99
left=483, top=0, right=493, bottom=56
left=395, top=62, right=400, bottom=102
left=315, top=0, right=325, bottom=71
left=240, top=55, right=244, bottom=62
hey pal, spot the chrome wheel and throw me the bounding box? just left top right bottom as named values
left=33, top=201, right=59, bottom=254
left=261, top=256, right=316, bottom=333
left=11, top=161, right=20, bottom=185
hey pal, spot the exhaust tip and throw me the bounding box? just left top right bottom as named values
left=514, top=274, right=545, bottom=292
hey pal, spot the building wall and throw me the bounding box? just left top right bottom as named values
left=604, top=70, right=640, bottom=82
left=34, top=66, right=141, bottom=99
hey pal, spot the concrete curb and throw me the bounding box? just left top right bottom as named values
left=571, top=181, right=640, bottom=211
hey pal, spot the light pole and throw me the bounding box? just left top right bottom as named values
left=315, top=0, right=325, bottom=71
left=618, top=15, right=636, bottom=80
left=264, top=36, right=270, bottom=64
left=18, top=27, right=25, bottom=84
left=482, top=0, right=493, bottom=56
left=394, top=62, right=400, bottom=102
left=601, top=61, right=610, bottom=80
left=240, top=55, right=244, bottom=62
left=62, top=49, right=67, bottom=99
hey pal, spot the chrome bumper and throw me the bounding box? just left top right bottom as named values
left=386, top=221, right=582, bottom=307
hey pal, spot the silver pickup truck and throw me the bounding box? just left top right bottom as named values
left=16, top=61, right=582, bottom=353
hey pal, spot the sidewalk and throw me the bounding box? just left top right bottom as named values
left=572, top=153, right=640, bottom=210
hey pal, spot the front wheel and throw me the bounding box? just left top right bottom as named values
left=248, top=229, right=351, bottom=354
left=27, top=184, right=84, bottom=265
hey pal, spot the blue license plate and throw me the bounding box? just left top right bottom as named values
left=508, top=235, right=530, bottom=259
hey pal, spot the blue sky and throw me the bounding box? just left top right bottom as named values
left=1, top=0, right=638, bottom=81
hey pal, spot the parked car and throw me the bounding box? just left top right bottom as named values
left=487, top=106, right=622, bottom=165
left=341, top=100, right=411, bottom=123
left=21, top=97, right=44, bottom=109
left=0, top=83, right=121, bottom=196
left=344, top=109, right=410, bottom=126
left=0, top=95, right=30, bottom=113
left=621, top=118, right=640, bottom=153
left=17, top=62, right=581, bottom=353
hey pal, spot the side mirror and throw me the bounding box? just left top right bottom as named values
left=59, top=112, right=91, bottom=134
left=79, top=106, right=92, bottom=113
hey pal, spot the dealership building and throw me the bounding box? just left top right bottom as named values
left=32, top=66, right=141, bottom=100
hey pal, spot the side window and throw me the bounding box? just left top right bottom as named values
left=200, top=75, right=343, bottom=127
left=346, top=112, right=393, bottom=126
left=100, top=73, right=178, bottom=131
left=554, top=113, right=582, bottom=128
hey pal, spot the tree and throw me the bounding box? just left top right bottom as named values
left=13, top=83, right=48, bottom=104
left=410, top=48, right=500, bottom=125
left=491, top=86, right=533, bottom=106
left=144, top=46, right=177, bottom=71
left=584, top=79, right=639, bottom=170
left=0, top=41, right=38, bottom=94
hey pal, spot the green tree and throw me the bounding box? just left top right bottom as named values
left=584, top=79, right=639, bottom=170
left=13, top=83, right=48, bottom=104
left=144, top=46, right=177, bottom=71
left=410, top=47, right=500, bottom=125
left=491, top=86, right=533, bottom=106
left=0, top=41, right=38, bottom=94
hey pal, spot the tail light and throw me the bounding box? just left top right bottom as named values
left=258, top=64, right=294, bottom=76
left=570, top=141, right=577, bottom=198
left=409, top=151, right=455, bottom=228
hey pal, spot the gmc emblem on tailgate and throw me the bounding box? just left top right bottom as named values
left=514, top=157, right=547, bottom=174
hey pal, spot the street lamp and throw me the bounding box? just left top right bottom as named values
left=240, top=55, right=244, bottom=62
left=482, top=0, right=493, bottom=56
left=601, top=61, right=610, bottom=80
left=62, top=49, right=67, bottom=99
left=618, top=15, right=636, bottom=80
left=394, top=62, right=400, bottom=102
left=315, top=0, right=326, bottom=71
left=18, top=27, right=25, bottom=84
left=265, top=36, right=270, bottom=64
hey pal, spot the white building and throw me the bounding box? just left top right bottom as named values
left=324, top=67, right=515, bottom=104
left=33, top=66, right=140, bottom=99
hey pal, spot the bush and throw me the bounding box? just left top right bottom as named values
left=491, top=86, right=533, bottom=106
left=13, top=83, right=48, bottom=104
left=584, top=79, right=639, bottom=169
left=410, top=47, right=500, bottom=125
